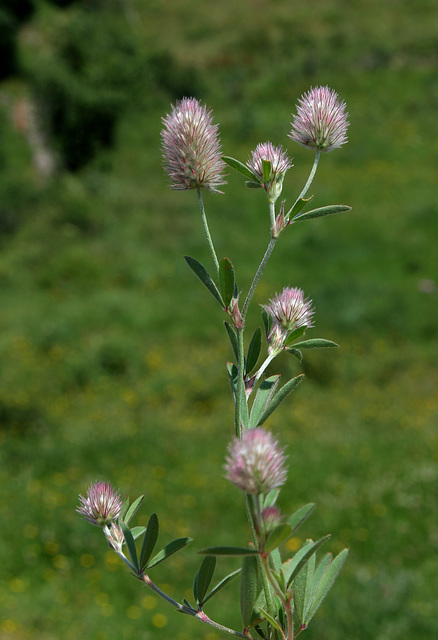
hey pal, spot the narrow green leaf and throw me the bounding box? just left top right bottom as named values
left=227, top=361, right=238, bottom=401
left=222, top=156, right=262, bottom=183
left=258, top=608, right=284, bottom=635
left=219, top=258, right=235, bottom=308
left=198, top=546, right=260, bottom=556
left=249, top=375, right=281, bottom=428
left=121, top=521, right=139, bottom=572
left=245, top=181, right=263, bottom=189
left=194, top=556, right=216, bottom=605
left=238, top=373, right=249, bottom=430
left=304, top=549, right=348, bottom=625
left=241, top=555, right=259, bottom=628
left=286, top=196, right=313, bottom=220
left=260, top=309, right=272, bottom=339
left=293, top=552, right=316, bottom=626
left=257, top=375, right=304, bottom=425
left=120, top=498, right=129, bottom=522
left=224, top=322, right=239, bottom=362
left=288, top=348, right=303, bottom=362
left=285, top=536, right=330, bottom=588
left=202, top=569, right=241, bottom=605
left=263, top=488, right=280, bottom=509
left=184, top=256, right=224, bottom=306
left=292, top=204, right=351, bottom=222
left=311, top=553, right=333, bottom=593
left=148, top=537, right=193, bottom=569
left=131, top=526, right=146, bottom=540
left=123, top=495, right=144, bottom=525
left=288, top=503, right=316, bottom=533
left=254, top=624, right=268, bottom=639
left=282, top=326, right=306, bottom=348
left=246, top=327, right=262, bottom=375
left=140, top=513, right=159, bottom=570
left=261, top=159, right=271, bottom=184
left=264, top=524, right=293, bottom=554
left=269, top=547, right=282, bottom=573
left=291, top=339, right=339, bottom=350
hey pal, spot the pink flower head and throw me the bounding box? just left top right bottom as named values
left=263, top=287, right=314, bottom=334
left=161, top=97, right=226, bottom=192
left=289, top=86, right=349, bottom=152
left=247, top=142, right=293, bottom=184
left=77, top=481, right=123, bottom=527
left=246, top=142, right=293, bottom=203
left=224, top=428, right=288, bottom=495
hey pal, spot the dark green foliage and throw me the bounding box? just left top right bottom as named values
left=0, top=9, right=19, bottom=79
left=0, top=1, right=34, bottom=78
left=26, top=9, right=148, bottom=169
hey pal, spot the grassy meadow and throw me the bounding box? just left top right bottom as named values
left=0, top=0, right=437, bottom=639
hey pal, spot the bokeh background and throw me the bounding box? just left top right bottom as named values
left=1, top=0, right=437, bottom=639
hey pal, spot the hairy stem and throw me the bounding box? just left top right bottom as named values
left=288, top=149, right=321, bottom=218
left=197, top=188, right=220, bottom=276
left=243, top=495, right=275, bottom=621
left=140, top=574, right=248, bottom=639
left=242, top=237, right=277, bottom=321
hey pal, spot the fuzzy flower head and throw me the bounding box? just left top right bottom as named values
left=289, top=86, right=349, bottom=152
left=246, top=142, right=293, bottom=203
left=224, top=428, right=288, bottom=496
left=263, top=287, right=314, bottom=335
left=76, top=481, right=123, bottom=527
left=161, top=97, right=226, bottom=193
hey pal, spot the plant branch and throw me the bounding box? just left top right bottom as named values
left=287, top=149, right=321, bottom=218
left=242, top=237, right=277, bottom=321
left=140, top=573, right=248, bottom=639
left=197, top=188, right=220, bottom=276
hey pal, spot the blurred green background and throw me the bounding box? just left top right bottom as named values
left=0, top=0, right=437, bottom=638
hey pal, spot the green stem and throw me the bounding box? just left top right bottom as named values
left=242, top=237, right=277, bottom=321
left=287, top=149, right=321, bottom=219
left=234, top=328, right=246, bottom=438
left=269, top=200, right=276, bottom=230
left=243, top=149, right=322, bottom=318
left=261, top=555, right=294, bottom=639
left=141, top=574, right=248, bottom=639
left=244, top=495, right=275, bottom=620
left=197, top=188, right=220, bottom=276
left=253, top=352, right=276, bottom=386
left=285, top=600, right=294, bottom=640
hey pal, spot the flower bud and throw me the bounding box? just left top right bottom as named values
left=246, top=142, right=293, bottom=204
left=261, top=506, right=282, bottom=533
